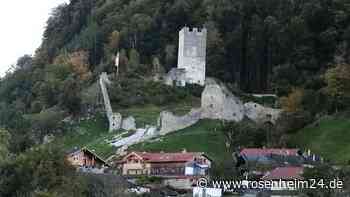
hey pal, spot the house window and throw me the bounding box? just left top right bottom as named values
left=136, top=170, right=143, bottom=175
left=128, top=170, right=137, bottom=175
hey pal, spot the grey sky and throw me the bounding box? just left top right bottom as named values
left=0, top=0, right=69, bottom=76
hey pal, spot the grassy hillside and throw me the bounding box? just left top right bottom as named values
left=117, top=102, right=197, bottom=127
left=55, top=103, right=197, bottom=159
left=131, top=120, right=232, bottom=164
left=57, top=114, right=116, bottom=159
left=290, top=117, right=350, bottom=164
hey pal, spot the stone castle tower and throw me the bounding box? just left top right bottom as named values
left=177, top=27, right=207, bottom=86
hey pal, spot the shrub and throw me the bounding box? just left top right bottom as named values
left=109, top=79, right=199, bottom=108
left=280, top=88, right=304, bottom=113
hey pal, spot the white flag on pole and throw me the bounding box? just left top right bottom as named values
left=115, top=52, right=120, bottom=67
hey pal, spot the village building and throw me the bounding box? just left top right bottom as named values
left=262, top=166, right=304, bottom=181
left=238, top=148, right=302, bottom=165
left=66, top=148, right=109, bottom=171
left=117, top=151, right=211, bottom=177
left=262, top=167, right=304, bottom=191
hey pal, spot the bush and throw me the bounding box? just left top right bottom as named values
left=275, top=111, right=313, bottom=134
left=222, top=120, right=268, bottom=150
left=25, top=107, right=66, bottom=138
left=0, top=145, right=87, bottom=197
left=109, top=79, right=199, bottom=108
left=280, top=88, right=304, bottom=113
left=136, top=176, right=163, bottom=185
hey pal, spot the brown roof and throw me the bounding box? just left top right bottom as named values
left=68, top=147, right=110, bottom=166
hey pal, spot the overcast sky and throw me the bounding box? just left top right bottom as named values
left=0, top=0, right=69, bottom=76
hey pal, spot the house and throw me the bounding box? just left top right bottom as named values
left=193, top=187, right=222, bottom=197
left=261, top=167, right=304, bottom=191
left=118, top=151, right=212, bottom=177
left=66, top=148, right=109, bottom=171
left=262, top=167, right=304, bottom=180
left=238, top=148, right=302, bottom=165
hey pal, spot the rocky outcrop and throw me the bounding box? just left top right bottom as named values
left=244, top=102, right=282, bottom=124
left=201, top=78, right=245, bottom=122
left=158, top=108, right=202, bottom=135
left=121, top=116, right=136, bottom=131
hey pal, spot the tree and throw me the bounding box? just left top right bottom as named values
left=54, top=51, right=92, bottom=81
left=280, top=88, right=304, bottom=113
left=28, top=107, right=65, bottom=138
left=128, top=48, right=140, bottom=72
left=222, top=120, right=267, bottom=151
left=302, top=164, right=343, bottom=197
left=68, top=51, right=92, bottom=81
left=325, top=64, right=350, bottom=111
left=0, top=145, right=87, bottom=197
left=108, top=30, right=121, bottom=51
left=16, top=55, right=33, bottom=70
left=104, top=30, right=121, bottom=62
left=59, top=76, right=82, bottom=114
left=0, top=129, right=10, bottom=164
left=165, top=45, right=176, bottom=69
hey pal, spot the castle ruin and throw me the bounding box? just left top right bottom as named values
left=165, top=27, right=207, bottom=86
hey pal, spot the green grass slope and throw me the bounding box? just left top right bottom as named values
left=55, top=103, right=198, bottom=159
left=131, top=120, right=232, bottom=164
left=57, top=114, right=117, bottom=159
left=290, top=117, right=350, bottom=164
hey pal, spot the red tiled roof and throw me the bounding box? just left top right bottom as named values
left=124, top=152, right=205, bottom=163
left=240, top=148, right=299, bottom=157
left=262, top=167, right=304, bottom=180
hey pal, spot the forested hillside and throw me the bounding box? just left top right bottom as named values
left=1, top=0, right=350, bottom=196
left=2, top=0, right=350, bottom=116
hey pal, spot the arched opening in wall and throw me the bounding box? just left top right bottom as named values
left=266, top=114, right=272, bottom=120
left=263, top=121, right=273, bottom=128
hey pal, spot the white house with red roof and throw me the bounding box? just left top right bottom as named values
left=118, top=151, right=211, bottom=177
